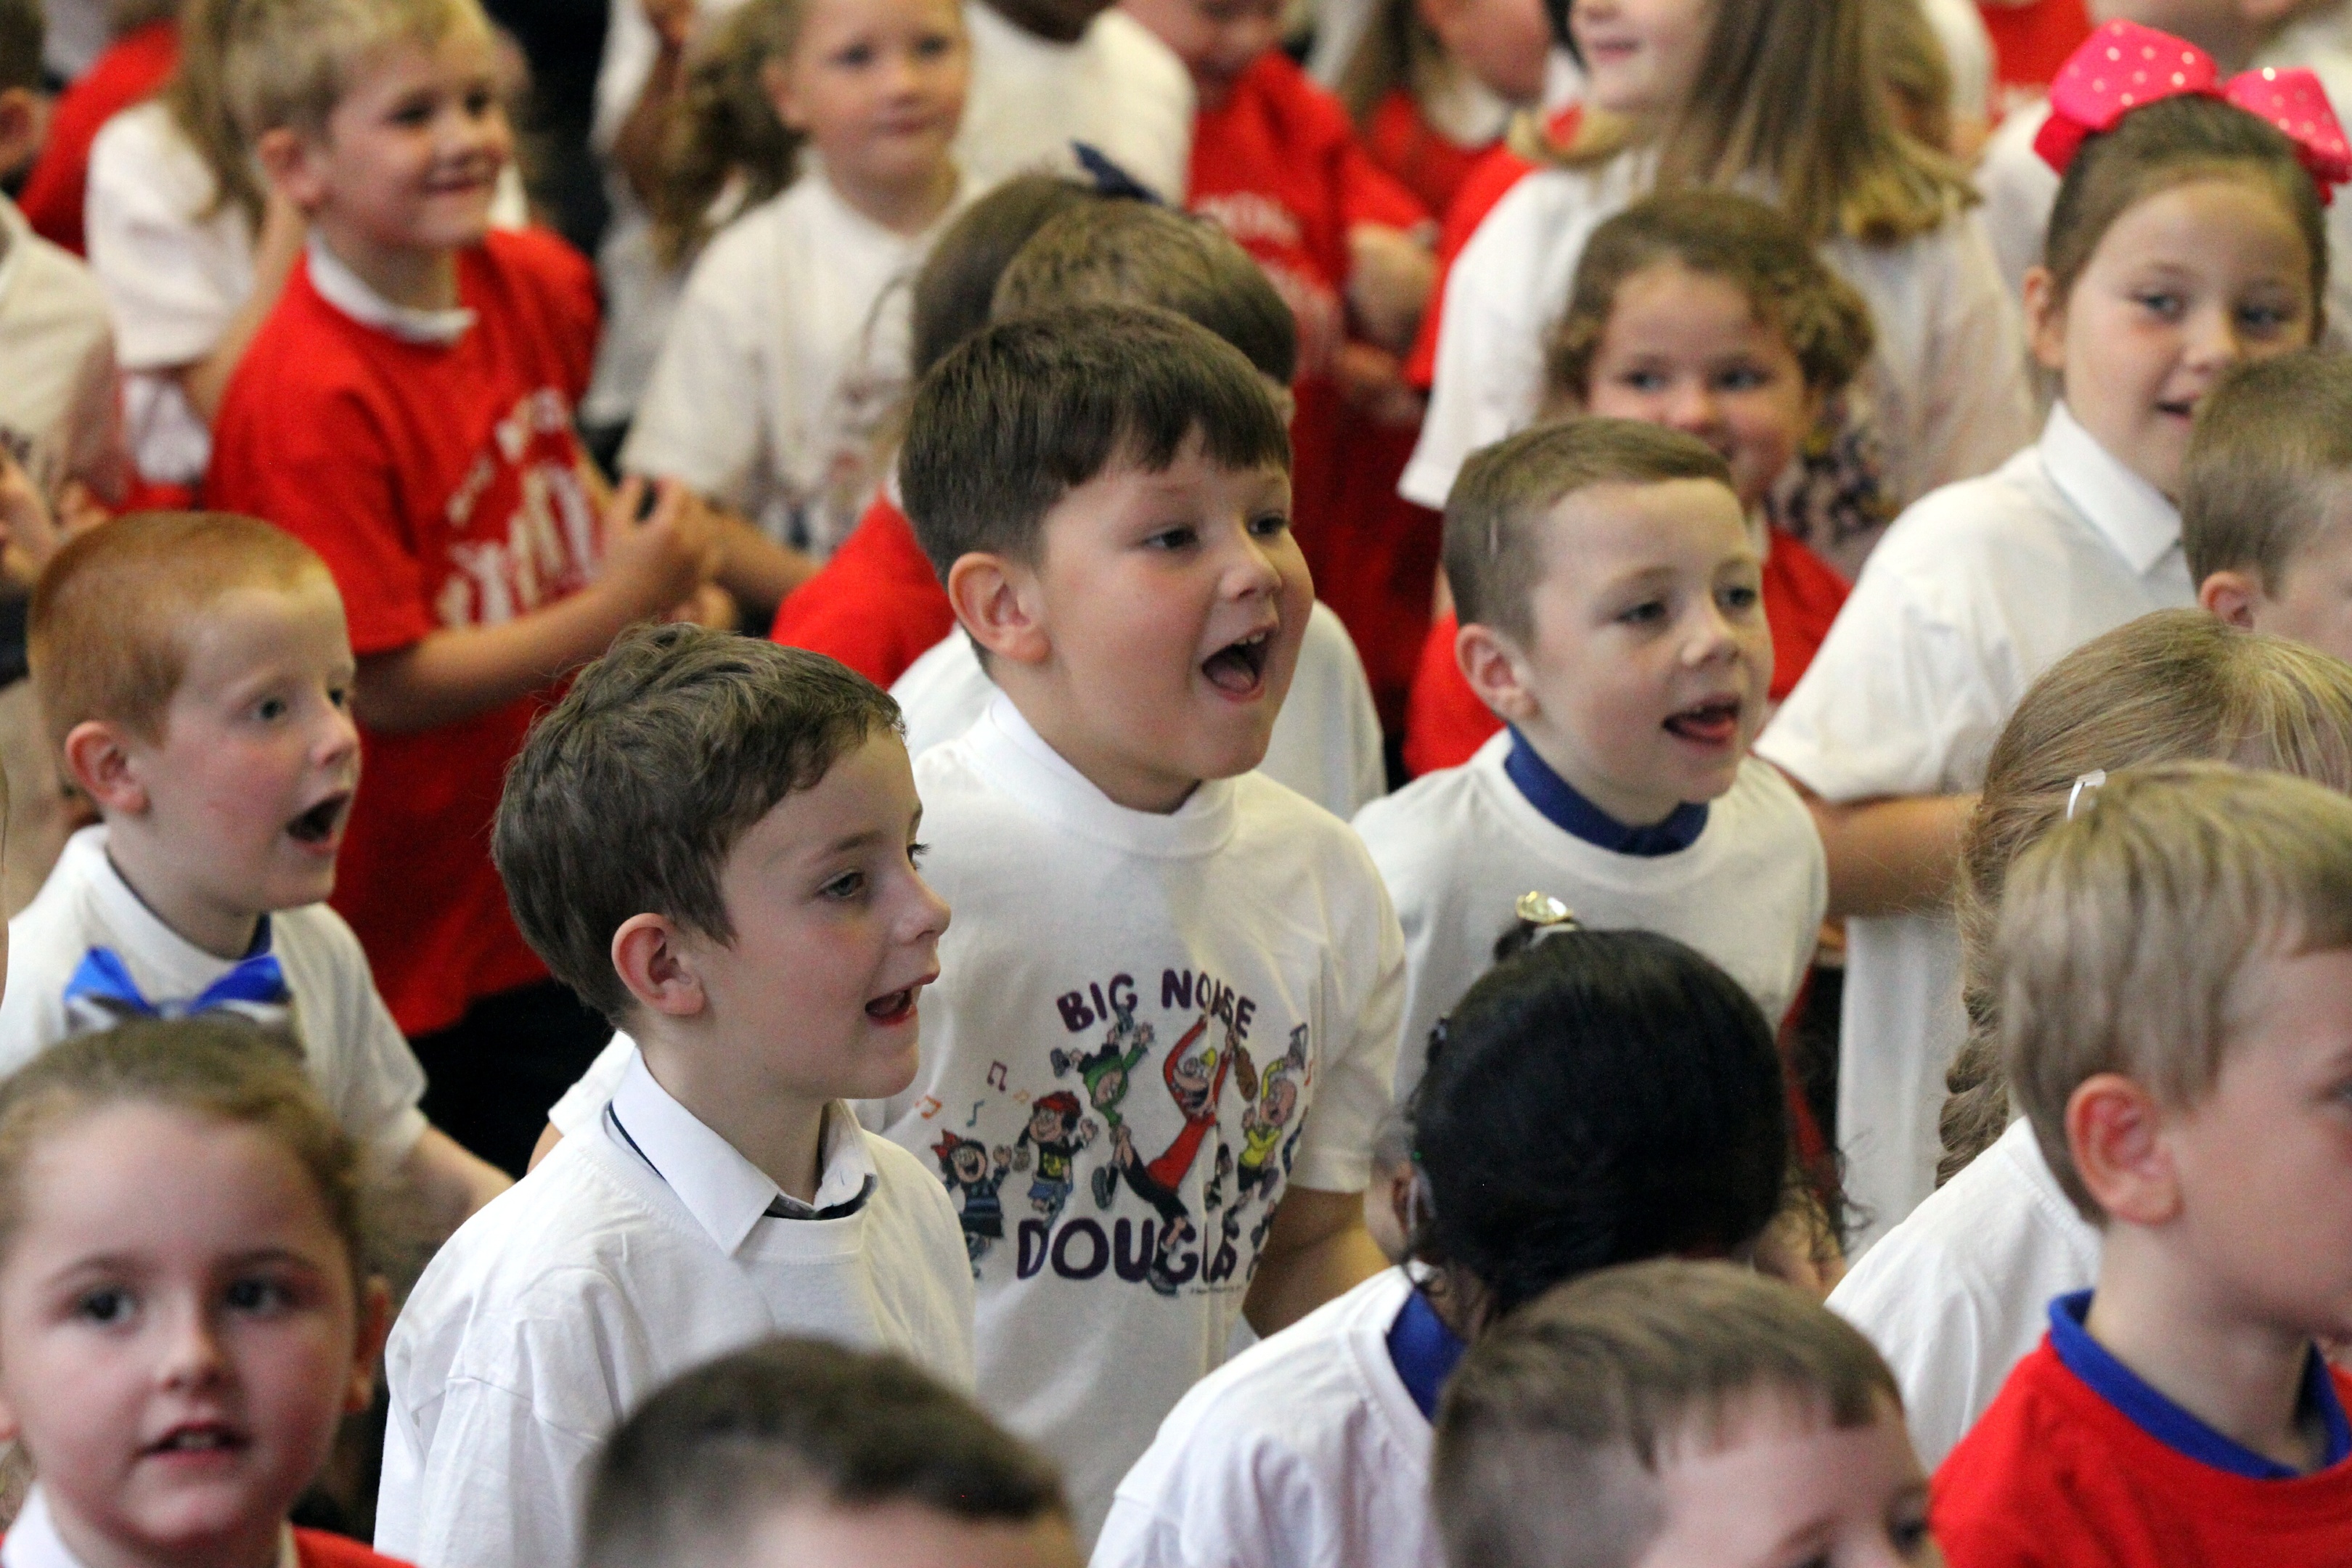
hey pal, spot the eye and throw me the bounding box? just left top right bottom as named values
left=823, top=870, right=867, bottom=900
left=327, top=685, right=351, bottom=711
left=2133, top=290, right=2185, bottom=321
left=74, top=1286, right=134, bottom=1326
left=1891, top=1511, right=1935, bottom=1559
left=256, top=696, right=289, bottom=722
left=834, top=41, right=877, bottom=66
left=907, top=839, right=929, bottom=867
left=1144, top=525, right=1199, bottom=552
left=2239, top=301, right=2295, bottom=335
left=1615, top=368, right=1669, bottom=393
left=464, top=86, right=496, bottom=116
left=1617, top=598, right=1667, bottom=626
left=914, top=31, right=955, bottom=54
left=1720, top=583, right=1760, bottom=613
left=1715, top=364, right=1771, bottom=392
left=224, top=1275, right=293, bottom=1314
left=1248, top=510, right=1290, bottom=539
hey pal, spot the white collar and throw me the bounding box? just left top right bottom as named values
left=971, top=691, right=1238, bottom=857
left=305, top=236, right=476, bottom=346
left=1416, top=56, right=1514, bottom=148
left=2038, top=402, right=2183, bottom=578
left=2, top=1487, right=296, bottom=1568
left=603, top=1050, right=874, bottom=1255
left=71, top=827, right=271, bottom=974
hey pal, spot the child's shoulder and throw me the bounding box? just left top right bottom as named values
left=85, top=99, right=212, bottom=217
left=1227, top=49, right=1355, bottom=142
left=1853, top=444, right=2070, bottom=592
left=0, top=205, right=109, bottom=326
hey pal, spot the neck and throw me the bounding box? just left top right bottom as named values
left=104, top=833, right=265, bottom=960
left=314, top=224, right=462, bottom=312
left=1002, top=681, right=1202, bottom=814
left=640, top=1037, right=832, bottom=1202
left=830, top=160, right=960, bottom=237
left=43, top=1485, right=283, bottom=1568
left=2086, top=1230, right=2325, bottom=1471
left=1514, top=723, right=1687, bottom=829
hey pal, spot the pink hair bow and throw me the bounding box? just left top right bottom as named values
left=2034, top=20, right=2352, bottom=202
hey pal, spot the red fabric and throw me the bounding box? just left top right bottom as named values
left=17, top=20, right=181, bottom=255
left=769, top=494, right=953, bottom=687
left=206, top=228, right=600, bottom=1037
left=1403, top=103, right=1579, bottom=390
left=1933, top=1344, right=2352, bottom=1567
left=1401, top=528, right=1849, bottom=777
left=1362, top=87, right=1494, bottom=224
left=1980, top=0, right=2091, bottom=96
left=297, top=1530, right=419, bottom=1568
left=1190, top=51, right=1438, bottom=725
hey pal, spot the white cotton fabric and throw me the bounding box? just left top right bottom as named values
left=1755, top=403, right=2194, bottom=1249
left=888, top=601, right=1388, bottom=820
left=955, top=2, right=1194, bottom=199
left=0, top=195, right=123, bottom=502
left=1922, top=0, right=1994, bottom=125
left=1355, top=739, right=1824, bottom=1106
left=0, top=826, right=429, bottom=1157
left=377, top=1052, right=973, bottom=1568
left=1829, top=1119, right=2101, bottom=1469
left=4, top=1487, right=295, bottom=1568
left=1091, top=1267, right=1435, bottom=1568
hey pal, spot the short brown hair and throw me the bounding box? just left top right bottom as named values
left=1442, top=418, right=1734, bottom=645
left=492, top=624, right=902, bottom=1024
left=911, top=176, right=1103, bottom=379
left=2182, top=350, right=2352, bottom=589
left=993, top=202, right=1298, bottom=384
left=0, top=0, right=41, bottom=94
left=899, top=304, right=1292, bottom=581
left=30, top=511, right=332, bottom=754
left=223, top=0, right=492, bottom=142
left=1432, top=1260, right=1901, bottom=1568
left=1997, top=762, right=2352, bottom=1216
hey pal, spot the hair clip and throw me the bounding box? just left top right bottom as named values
left=2066, top=769, right=2107, bottom=822
left=1071, top=143, right=1164, bottom=205
left=1516, top=890, right=1579, bottom=929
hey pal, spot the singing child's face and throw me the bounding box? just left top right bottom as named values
left=1569, top=0, right=1712, bottom=118
left=745, top=1498, right=1086, bottom=1568
left=769, top=0, right=969, bottom=211
left=0, top=1106, right=383, bottom=1568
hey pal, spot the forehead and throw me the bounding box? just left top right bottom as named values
left=1531, top=478, right=1749, bottom=571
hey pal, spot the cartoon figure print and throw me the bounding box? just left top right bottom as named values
left=933, top=1132, right=1013, bottom=1275
left=1010, top=1090, right=1095, bottom=1225
left=1211, top=1025, right=1310, bottom=1281
left=1090, top=1013, right=1239, bottom=1295
left=1051, top=996, right=1154, bottom=1209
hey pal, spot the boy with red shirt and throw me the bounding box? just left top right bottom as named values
left=206, top=0, right=727, bottom=1174
left=1933, top=764, right=2352, bottom=1566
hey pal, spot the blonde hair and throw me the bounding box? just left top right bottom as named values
left=221, top=0, right=491, bottom=144
left=650, top=0, right=807, bottom=269
left=1536, top=0, right=1972, bottom=245
left=1941, top=611, right=2352, bottom=1180
left=30, top=512, right=333, bottom=754
left=1874, top=0, right=1952, bottom=155
left=1997, top=762, right=2352, bottom=1217
left=2182, top=350, right=2352, bottom=590
left=166, top=0, right=264, bottom=224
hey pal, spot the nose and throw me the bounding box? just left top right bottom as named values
left=160, top=1302, right=229, bottom=1393
left=902, top=870, right=952, bottom=945
left=1664, top=377, right=1720, bottom=433
left=2183, top=300, right=2249, bottom=368
left=1682, top=595, right=1743, bottom=666
left=315, top=696, right=360, bottom=769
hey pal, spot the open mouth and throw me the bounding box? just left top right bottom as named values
left=1201, top=629, right=1273, bottom=696
left=2155, top=398, right=2197, bottom=420
left=1663, top=698, right=1742, bottom=747
left=144, top=1423, right=245, bottom=1458
left=286, top=793, right=350, bottom=846
left=865, top=987, right=920, bottom=1025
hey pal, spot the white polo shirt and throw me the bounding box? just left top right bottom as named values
left=1756, top=403, right=2194, bottom=1249
left=377, top=1053, right=973, bottom=1568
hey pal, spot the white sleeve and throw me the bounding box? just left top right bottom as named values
left=1827, top=1230, right=1996, bottom=1470
left=83, top=116, right=245, bottom=372
left=1090, top=12, right=1196, bottom=203
left=1920, top=0, right=1992, bottom=123
left=1976, top=108, right=2057, bottom=303
left=547, top=1034, right=639, bottom=1135
left=1397, top=203, right=1551, bottom=508
left=1908, top=215, right=2034, bottom=494
left=375, top=1373, right=603, bottom=1568
left=1289, top=851, right=1406, bottom=1192
left=322, top=922, right=430, bottom=1160
left=618, top=240, right=768, bottom=504
left=1091, top=1418, right=1350, bottom=1568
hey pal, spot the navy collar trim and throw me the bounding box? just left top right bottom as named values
left=2047, top=1290, right=2352, bottom=1479
left=1387, top=1286, right=1469, bottom=1421
left=1503, top=729, right=1710, bottom=857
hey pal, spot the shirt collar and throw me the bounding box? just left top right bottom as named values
left=603, top=1050, right=875, bottom=1254
left=1503, top=727, right=1710, bottom=856
left=2047, top=1290, right=2352, bottom=1479
left=3, top=1487, right=296, bottom=1568
left=2038, top=402, right=2184, bottom=579
left=971, top=691, right=1238, bottom=855
left=1386, top=1286, right=1469, bottom=1421
left=305, top=236, right=476, bottom=346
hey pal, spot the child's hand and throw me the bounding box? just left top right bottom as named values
left=1333, top=343, right=1426, bottom=428
left=1345, top=224, right=1437, bottom=354
left=0, top=446, right=61, bottom=581
left=664, top=581, right=738, bottom=629
left=599, top=477, right=720, bottom=619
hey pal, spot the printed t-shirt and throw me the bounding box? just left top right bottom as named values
left=17, top=19, right=179, bottom=256
left=768, top=489, right=955, bottom=687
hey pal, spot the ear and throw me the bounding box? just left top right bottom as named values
left=611, top=913, right=711, bottom=1020
left=2198, top=568, right=2263, bottom=629
left=0, top=87, right=44, bottom=182
left=253, top=124, right=330, bottom=209
left=343, top=1276, right=394, bottom=1414
left=62, top=719, right=150, bottom=816
left=759, top=55, right=808, bottom=134
left=2022, top=265, right=2068, bottom=375
left=1455, top=620, right=1539, bottom=724
left=2065, top=1071, right=2181, bottom=1227
left=946, top=552, right=1052, bottom=667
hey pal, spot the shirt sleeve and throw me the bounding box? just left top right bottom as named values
left=618, top=237, right=767, bottom=506
left=1828, top=1228, right=1994, bottom=1470
left=83, top=115, right=247, bottom=372
left=1289, top=839, right=1406, bottom=1193
left=1397, top=189, right=1550, bottom=508
left=375, top=1373, right=603, bottom=1568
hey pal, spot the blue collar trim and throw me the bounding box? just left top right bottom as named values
left=1387, top=1286, right=1469, bottom=1421
left=1503, top=729, right=1709, bottom=856
left=2047, top=1290, right=2351, bottom=1479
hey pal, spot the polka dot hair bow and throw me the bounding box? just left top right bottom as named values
left=2034, top=20, right=2352, bottom=202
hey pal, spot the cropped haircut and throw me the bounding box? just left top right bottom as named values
left=1432, top=1261, right=1900, bottom=1568
left=1545, top=191, right=1874, bottom=406
left=223, top=0, right=492, bottom=143
left=1443, top=418, right=1733, bottom=646
left=2043, top=94, right=2327, bottom=331
left=1940, top=613, right=2352, bottom=1181
left=1997, top=763, right=2352, bottom=1217
left=2182, top=350, right=2352, bottom=588
left=911, top=176, right=1104, bottom=377
left=584, top=1338, right=1066, bottom=1568
left=491, top=624, right=902, bottom=1024
left=898, top=304, right=1291, bottom=581
left=30, top=511, right=332, bottom=753
left=993, top=202, right=1298, bottom=384
left=1408, top=929, right=1788, bottom=1324
left=0, top=0, right=41, bottom=94
left=0, top=1020, right=375, bottom=1289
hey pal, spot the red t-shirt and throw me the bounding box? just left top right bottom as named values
left=17, top=20, right=181, bottom=256
left=1190, top=51, right=1440, bottom=724
left=1934, top=1342, right=2352, bottom=1567
left=1362, top=86, right=1494, bottom=226
left=1401, top=527, right=1849, bottom=777
left=768, top=493, right=952, bottom=688
left=1980, top=0, right=2091, bottom=99
left=207, top=229, right=600, bottom=1037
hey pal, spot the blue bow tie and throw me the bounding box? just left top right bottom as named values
left=62, top=944, right=292, bottom=1029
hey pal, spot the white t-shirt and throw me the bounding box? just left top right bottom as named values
left=1092, top=1267, right=1436, bottom=1568
left=889, top=603, right=1387, bottom=821
left=1355, top=738, right=1825, bottom=1106
left=1828, top=1118, right=2099, bottom=1469
left=0, top=196, right=124, bottom=504
left=955, top=1, right=1194, bottom=199
left=0, top=827, right=429, bottom=1157
left=377, top=1052, right=973, bottom=1568
left=1399, top=155, right=2033, bottom=577
left=878, top=692, right=1402, bottom=1542
left=1755, top=404, right=2194, bottom=1248
left=622, top=171, right=970, bottom=555
left=1921, top=0, right=1994, bottom=127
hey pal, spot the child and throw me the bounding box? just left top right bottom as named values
left=1932, top=763, right=2352, bottom=1562
left=1403, top=189, right=1867, bottom=776
left=1094, top=924, right=1794, bottom=1568
left=201, top=0, right=743, bottom=1177
left=1829, top=609, right=2352, bottom=1469
left=2184, top=349, right=2352, bottom=663
left=584, top=1338, right=1081, bottom=1568
left=377, top=625, right=971, bottom=1568
left=621, top=0, right=973, bottom=566
left=1757, top=56, right=2329, bottom=1244
left=1432, top=1259, right=1937, bottom=1568
left=18, top=0, right=181, bottom=256
left=1334, top=0, right=1550, bottom=219
left=1404, top=0, right=2031, bottom=582
left=1358, top=418, right=1823, bottom=1106
left=0, top=1021, right=409, bottom=1568
left=1, top=513, right=509, bottom=1233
